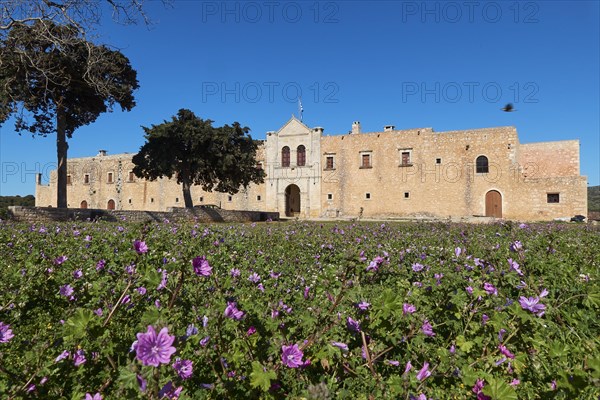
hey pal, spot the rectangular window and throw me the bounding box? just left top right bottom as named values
left=327, top=193, right=333, bottom=200
left=365, top=192, right=371, bottom=200
left=175, top=198, right=179, bottom=203
left=399, top=148, right=413, bottom=166
left=547, top=193, right=560, bottom=203
left=257, top=195, right=261, bottom=201
left=129, top=171, right=135, bottom=182
left=67, top=175, right=72, bottom=185
left=326, top=156, right=334, bottom=170
left=228, top=195, right=232, bottom=202
left=199, top=196, right=204, bottom=202
left=107, top=172, right=113, bottom=183
left=436, top=158, right=442, bottom=164
left=150, top=198, right=154, bottom=203
left=361, top=153, right=372, bottom=168
left=404, top=192, right=410, bottom=199
left=84, top=174, right=90, bottom=184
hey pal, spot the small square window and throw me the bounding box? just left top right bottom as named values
left=84, top=174, right=90, bottom=184
left=257, top=195, right=261, bottom=201
left=228, top=195, right=233, bottom=202
left=199, top=196, right=204, bottom=202
left=547, top=193, right=560, bottom=203
left=175, top=197, right=179, bottom=203
left=404, top=192, right=410, bottom=199
left=436, top=158, right=441, bottom=164
left=107, top=172, right=113, bottom=183
left=365, top=192, right=371, bottom=200
left=128, top=198, right=132, bottom=204
left=150, top=198, right=154, bottom=203
left=327, top=193, right=333, bottom=200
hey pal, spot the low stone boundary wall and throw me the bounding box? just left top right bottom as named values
left=7, top=206, right=279, bottom=224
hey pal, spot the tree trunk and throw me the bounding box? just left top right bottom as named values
left=56, top=106, right=69, bottom=208
left=182, top=176, right=194, bottom=208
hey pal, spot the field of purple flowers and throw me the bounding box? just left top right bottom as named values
left=0, top=219, right=599, bottom=399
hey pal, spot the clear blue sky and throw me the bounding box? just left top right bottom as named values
left=1, top=0, right=598, bottom=196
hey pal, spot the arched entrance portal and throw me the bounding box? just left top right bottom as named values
left=107, top=199, right=115, bottom=210
left=485, top=190, right=502, bottom=218
left=80, top=200, right=88, bottom=209
left=285, top=184, right=301, bottom=217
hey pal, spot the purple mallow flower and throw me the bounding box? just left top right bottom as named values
left=508, top=258, right=523, bottom=276
left=159, top=381, right=183, bottom=400
left=519, top=296, right=546, bottom=316
left=281, top=344, right=304, bottom=368
left=416, top=362, right=431, bottom=381
left=135, top=325, right=176, bottom=367
left=192, top=256, right=212, bottom=277
left=172, top=358, right=193, bottom=379
left=55, top=350, right=69, bottom=362
left=421, top=320, right=435, bottom=337
left=224, top=302, right=244, bottom=320
left=73, top=349, right=86, bottom=366
left=54, top=255, right=68, bottom=265
left=509, top=241, right=523, bottom=252
left=346, top=317, right=361, bottom=332
left=0, top=322, right=14, bottom=343
left=498, top=344, right=515, bottom=359
left=357, top=301, right=370, bottom=310
left=412, top=263, right=425, bottom=272
left=133, top=240, right=148, bottom=255
left=59, top=284, right=74, bottom=297
left=85, top=393, right=102, bottom=400
left=483, top=283, right=498, bottom=296
left=331, top=341, right=349, bottom=352
left=403, top=303, right=416, bottom=315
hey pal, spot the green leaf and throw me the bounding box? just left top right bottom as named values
left=481, top=377, right=517, bottom=400
left=456, top=335, right=474, bottom=353
left=63, top=308, right=94, bottom=341
left=250, top=361, right=277, bottom=392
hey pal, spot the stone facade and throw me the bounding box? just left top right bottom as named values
left=36, top=117, right=588, bottom=221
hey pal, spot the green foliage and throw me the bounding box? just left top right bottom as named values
left=588, top=185, right=600, bottom=213
left=0, top=20, right=139, bottom=137
left=0, top=219, right=598, bottom=399
left=132, top=109, right=265, bottom=208
left=0, top=195, right=34, bottom=219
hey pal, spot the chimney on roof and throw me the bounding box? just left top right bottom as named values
left=384, top=125, right=395, bottom=132
left=97, top=150, right=107, bottom=156
left=351, top=121, right=361, bottom=134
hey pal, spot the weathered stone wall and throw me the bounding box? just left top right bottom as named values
left=35, top=119, right=587, bottom=222
left=36, top=147, right=267, bottom=212
left=8, top=206, right=278, bottom=224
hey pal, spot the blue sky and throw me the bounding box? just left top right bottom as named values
left=1, top=0, right=598, bottom=196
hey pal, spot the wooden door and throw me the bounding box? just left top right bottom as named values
left=485, top=190, right=502, bottom=218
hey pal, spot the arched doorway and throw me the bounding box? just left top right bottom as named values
left=80, top=200, right=88, bottom=209
left=285, top=184, right=300, bottom=217
left=107, top=199, right=115, bottom=210
left=485, top=190, right=502, bottom=218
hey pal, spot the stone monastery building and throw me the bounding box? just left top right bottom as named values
left=36, top=117, right=588, bottom=221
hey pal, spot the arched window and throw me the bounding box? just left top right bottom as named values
left=80, top=200, right=88, bottom=209
left=476, top=156, right=489, bottom=173
left=107, top=199, right=115, bottom=210
left=297, top=145, right=306, bottom=166
left=281, top=146, right=290, bottom=167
